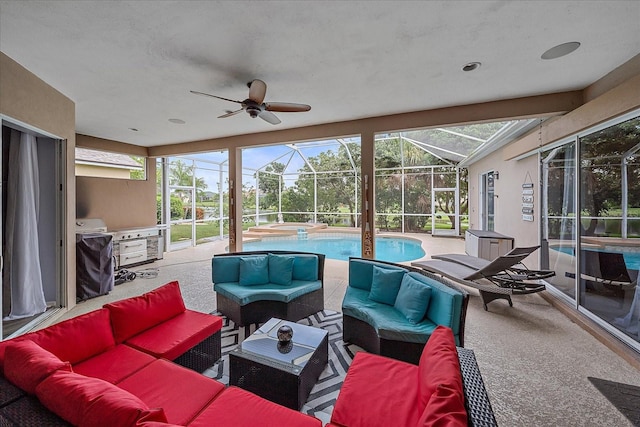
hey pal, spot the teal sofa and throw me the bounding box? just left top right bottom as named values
left=212, top=251, right=325, bottom=326
left=342, top=258, right=469, bottom=364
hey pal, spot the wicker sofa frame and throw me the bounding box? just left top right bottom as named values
left=213, top=250, right=325, bottom=326
left=457, top=347, right=498, bottom=427
left=343, top=259, right=469, bottom=365
left=174, top=329, right=222, bottom=372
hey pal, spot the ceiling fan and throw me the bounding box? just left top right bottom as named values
left=190, top=79, right=311, bottom=125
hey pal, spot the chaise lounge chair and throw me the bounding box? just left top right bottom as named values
left=433, top=246, right=556, bottom=281
left=581, top=250, right=637, bottom=298
left=412, top=252, right=551, bottom=310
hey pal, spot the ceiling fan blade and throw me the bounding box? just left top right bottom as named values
left=218, top=108, right=244, bottom=119
left=264, top=102, right=311, bottom=112
left=248, top=79, right=267, bottom=104
left=190, top=90, right=243, bottom=105
left=258, top=110, right=281, bottom=125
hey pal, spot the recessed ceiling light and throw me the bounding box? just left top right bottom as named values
left=168, top=118, right=186, bottom=124
left=462, top=62, right=481, bottom=72
left=541, top=42, right=581, bottom=60
left=129, top=128, right=139, bottom=132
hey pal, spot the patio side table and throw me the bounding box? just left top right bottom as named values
left=229, top=318, right=328, bottom=410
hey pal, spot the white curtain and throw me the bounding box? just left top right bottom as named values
left=3, top=130, right=46, bottom=320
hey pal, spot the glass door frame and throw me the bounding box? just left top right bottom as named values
left=479, top=171, right=496, bottom=231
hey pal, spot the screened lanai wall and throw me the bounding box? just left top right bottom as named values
left=158, top=119, right=540, bottom=256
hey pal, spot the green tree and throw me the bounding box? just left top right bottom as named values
left=169, top=159, right=208, bottom=200
left=130, top=156, right=146, bottom=180
left=256, top=162, right=285, bottom=211
left=293, top=143, right=360, bottom=226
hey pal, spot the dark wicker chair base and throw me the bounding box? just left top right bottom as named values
left=217, top=288, right=324, bottom=326
left=457, top=348, right=498, bottom=427
left=0, top=376, right=70, bottom=426
left=174, top=330, right=222, bottom=372
left=343, top=314, right=427, bottom=365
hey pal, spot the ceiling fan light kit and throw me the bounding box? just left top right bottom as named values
left=191, top=79, right=311, bottom=125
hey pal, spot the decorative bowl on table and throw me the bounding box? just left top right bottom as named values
left=277, top=325, right=293, bottom=343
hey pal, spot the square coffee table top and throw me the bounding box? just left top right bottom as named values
left=236, top=318, right=328, bottom=370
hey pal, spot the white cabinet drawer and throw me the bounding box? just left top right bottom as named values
left=120, top=250, right=148, bottom=266
left=119, top=239, right=146, bottom=255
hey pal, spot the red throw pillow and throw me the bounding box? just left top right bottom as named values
left=4, top=340, right=72, bottom=394
left=35, top=370, right=155, bottom=427
left=419, top=384, right=468, bottom=427
left=418, top=326, right=464, bottom=409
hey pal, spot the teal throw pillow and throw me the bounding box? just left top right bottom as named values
left=292, top=256, right=319, bottom=281
left=268, top=253, right=295, bottom=286
left=368, top=266, right=406, bottom=305
left=238, top=256, right=269, bottom=286
left=394, top=274, right=432, bottom=324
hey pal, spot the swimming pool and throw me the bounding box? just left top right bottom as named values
left=242, top=234, right=426, bottom=262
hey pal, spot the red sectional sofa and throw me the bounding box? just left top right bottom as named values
left=328, top=326, right=497, bottom=427
left=0, top=281, right=322, bottom=427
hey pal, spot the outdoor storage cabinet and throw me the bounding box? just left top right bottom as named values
left=465, top=229, right=514, bottom=261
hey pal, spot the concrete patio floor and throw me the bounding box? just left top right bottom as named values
left=59, top=234, right=640, bottom=427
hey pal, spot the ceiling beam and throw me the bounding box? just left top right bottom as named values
left=148, top=91, right=583, bottom=158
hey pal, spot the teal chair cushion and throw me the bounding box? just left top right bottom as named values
left=368, top=266, right=405, bottom=305
left=239, top=256, right=269, bottom=286
left=212, top=256, right=241, bottom=283
left=268, top=253, right=294, bottom=286
left=408, top=272, right=464, bottom=336
left=214, top=280, right=322, bottom=305
left=348, top=259, right=407, bottom=291
left=394, top=274, right=432, bottom=324
left=292, top=255, right=319, bottom=281
left=342, top=287, right=437, bottom=343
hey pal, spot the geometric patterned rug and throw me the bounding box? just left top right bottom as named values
left=203, top=310, right=361, bottom=424
left=588, top=377, right=640, bottom=426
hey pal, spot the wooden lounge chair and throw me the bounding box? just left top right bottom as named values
left=412, top=253, right=548, bottom=311
left=433, top=245, right=556, bottom=281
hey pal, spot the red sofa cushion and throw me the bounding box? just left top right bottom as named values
left=125, top=310, right=222, bottom=360
left=188, top=386, right=322, bottom=427
left=418, top=326, right=464, bottom=408
left=3, top=340, right=72, bottom=394
left=331, top=352, right=421, bottom=427
left=419, top=384, right=468, bottom=427
left=117, top=359, right=224, bottom=425
left=35, top=369, right=164, bottom=427
left=105, top=281, right=187, bottom=343
left=0, top=335, right=29, bottom=373
left=0, top=308, right=116, bottom=368
left=73, top=344, right=156, bottom=384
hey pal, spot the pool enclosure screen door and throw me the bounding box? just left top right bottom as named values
left=432, top=188, right=459, bottom=236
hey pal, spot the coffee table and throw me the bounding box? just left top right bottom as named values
left=229, top=317, right=328, bottom=410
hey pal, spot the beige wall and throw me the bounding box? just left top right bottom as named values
left=468, top=54, right=640, bottom=268
left=75, top=134, right=156, bottom=230
left=467, top=154, right=540, bottom=264
left=0, top=52, right=77, bottom=308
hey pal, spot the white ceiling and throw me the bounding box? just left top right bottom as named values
left=1, top=1, right=639, bottom=148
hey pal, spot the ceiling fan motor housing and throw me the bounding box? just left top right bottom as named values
left=245, top=103, right=261, bottom=118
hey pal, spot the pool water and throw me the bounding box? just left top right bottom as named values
left=242, top=235, right=425, bottom=262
